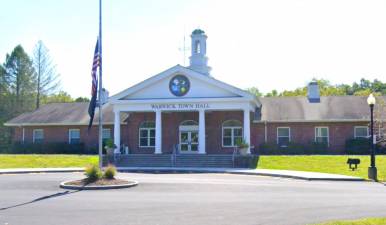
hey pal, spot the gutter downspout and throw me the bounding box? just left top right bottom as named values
left=22, top=127, right=25, bottom=144
left=264, top=120, right=267, bottom=143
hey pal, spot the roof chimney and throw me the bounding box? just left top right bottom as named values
left=307, top=82, right=320, bottom=103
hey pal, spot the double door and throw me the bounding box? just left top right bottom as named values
left=179, top=130, right=198, bottom=153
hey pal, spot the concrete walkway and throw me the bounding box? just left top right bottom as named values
left=0, top=167, right=364, bottom=181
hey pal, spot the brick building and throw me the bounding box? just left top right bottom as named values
left=4, top=29, right=385, bottom=156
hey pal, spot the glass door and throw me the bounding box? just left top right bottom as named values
left=179, top=130, right=199, bottom=153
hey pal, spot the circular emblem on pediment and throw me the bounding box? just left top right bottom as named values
left=169, top=75, right=190, bottom=97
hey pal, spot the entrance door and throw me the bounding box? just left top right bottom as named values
left=179, top=121, right=199, bottom=153
left=180, top=130, right=199, bottom=153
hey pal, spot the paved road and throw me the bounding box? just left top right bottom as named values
left=0, top=172, right=385, bottom=225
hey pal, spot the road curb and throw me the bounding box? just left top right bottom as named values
left=60, top=180, right=138, bottom=190
left=0, top=167, right=365, bottom=181
left=0, top=168, right=84, bottom=175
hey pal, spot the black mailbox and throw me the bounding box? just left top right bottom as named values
left=347, top=158, right=360, bottom=171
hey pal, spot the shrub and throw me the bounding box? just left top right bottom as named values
left=258, top=142, right=306, bottom=155
left=306, top=142, right=328, bottom=154
left=85, top=165, right=102, bottom=182
left=345, top=138, right=370, bottom=155
left=103, top=165, right=117, bottom=179
left=11, top=142, right=85, bottom=154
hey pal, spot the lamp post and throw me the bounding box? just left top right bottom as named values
left=367, top=93, right=377, bottom=181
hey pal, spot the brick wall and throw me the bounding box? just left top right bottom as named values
left=10, top=111, right=369, bottom=154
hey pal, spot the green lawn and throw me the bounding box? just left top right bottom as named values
left=0, top=154, right=98, bottom=168
left=311, top=217, right=386, bottom=225
left=258, top=155, right=386, bottom=181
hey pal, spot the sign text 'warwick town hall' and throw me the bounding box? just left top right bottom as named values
left=151, top=103, right=210, bottom=110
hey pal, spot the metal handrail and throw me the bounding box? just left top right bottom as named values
left=232, top=147, right=239, bottom=168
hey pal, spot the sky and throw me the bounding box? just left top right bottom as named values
left=1, top=0, right=386, bottom=98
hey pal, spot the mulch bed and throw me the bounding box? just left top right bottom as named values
left=65, top=178, right=130, bottom=186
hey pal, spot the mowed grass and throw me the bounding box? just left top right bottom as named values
left=311, top=217, right=386, bottom=225
left=0, top=154, right=98, bottom=169
left=258, top=155, right=386, bottom=181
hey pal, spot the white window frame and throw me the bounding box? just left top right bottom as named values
left=33, top=129, right=44, bottom=143
left=277, top=127, right=291, bottom=146
left=139, top=122, right=155, bottom=148
left=315, top=127, right=329, bottom=146
left=102, top=128, right=111, bottom=140
left=222, top=120, right=243, bottom=148
left=354, top=126, right=369, bottom=139
left=68, top=129, right=80, bottom=144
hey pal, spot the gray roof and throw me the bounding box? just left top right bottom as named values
left=4, top=102, right=127, bottom=126
left=257, top=96, right=386, bottom=122
left=4, top=96, right=385, bottom=126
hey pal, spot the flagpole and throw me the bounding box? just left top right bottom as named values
left=98, top=0, right=103, bottom=169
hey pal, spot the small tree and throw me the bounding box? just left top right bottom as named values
left=33, top=40, right=61, bottom=109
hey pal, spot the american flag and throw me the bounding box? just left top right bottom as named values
left=88, top=38, right=100, bottom=131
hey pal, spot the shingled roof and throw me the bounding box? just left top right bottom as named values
left=4, top=102, right=127, bottom=126
left=257, top=96, right=386, bottom=122
left=4, top=96, right=385, bottom=126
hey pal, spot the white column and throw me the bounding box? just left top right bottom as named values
left=114, top=110, right=121, bottom=153
left=243, top=108, right=251, bottom=154
left=198, top=109, right=206, bottom=154
left=155, top=110, right=162, bottom=154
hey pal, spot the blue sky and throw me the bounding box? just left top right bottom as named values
left=1, top=0, right=386, bottom=98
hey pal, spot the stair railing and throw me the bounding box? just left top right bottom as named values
left=232, top=146, right=239, bottom=168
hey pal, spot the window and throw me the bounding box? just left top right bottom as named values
left=354, top=126, right=368, bottom=139
left=222, top=120, right=243, bottom=147
left=69, top=129, right=80, bottom=144
left=33, top=129, right=44, bottom=143
left=139, top=121, right=155, bottom=147
left=102, top=128, right=111, bottom=140
left=277, top=127, right=290, bottom=146
left=315, top=127, right=329, bottom=145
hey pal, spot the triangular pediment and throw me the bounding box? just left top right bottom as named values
left=110, top=65, right=257, bottom=102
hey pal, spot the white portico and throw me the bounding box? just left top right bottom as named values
left=109, top=29, right=260, bottom=154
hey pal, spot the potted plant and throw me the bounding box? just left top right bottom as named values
left=236, top=139, right=250, bottom=155
left=104, top=139, right=117, bottom=155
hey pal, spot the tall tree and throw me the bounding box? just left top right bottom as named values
left=33, top=40, right=60, bottom=109
left=246, top=87, right=263, bottom=97
left=4, top=45, right=36, bottom=115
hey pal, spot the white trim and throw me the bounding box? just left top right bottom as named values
left=138, top=128, right=155, bottom=148
left=315, top=127, right=329, bottom=146
left=4, top=122, right=123, bottom=127
left=276, top=127, right=291, bottom=145
left=109, top=65, right=260, bottom=106
left=32, top=129, right=44, bottom=143
left=253, top=119, right=373, bottom=123
left=102, top=128, right=111, bottom=140
left=354, top=126, right=369, bottom=139
left=68, top=129, right=80, bottom=144
left=222, top=120, right=243, bottom=148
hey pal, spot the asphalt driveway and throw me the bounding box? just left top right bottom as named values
left=0, top=172, right=385, bottom=225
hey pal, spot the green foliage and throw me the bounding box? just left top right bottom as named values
left=235, top=138, right=249, bottom=149
left=246, top=87, right=263, bottom=97
left=103, top=165, right=117, bottom=179
left=85, top=165, right=102, bottom=182
left=263, top=78, right=386, bottom=97
left=104, top=139, right=116, bottom=149
left=41, top=91, right=73, bottom=104
left=8, top=142, right=86, bottom=154
left=345, top=138, right=370, bottom=155
left=75, top=97, right=90, bottom=102
left=312, top=217, right=386, bottom=225
left=258, top=142, right=327, bottom=155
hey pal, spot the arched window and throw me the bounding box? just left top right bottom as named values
left=139, top=121, right=155, bottom=147
left=180, top=120, right=198, bottom=126
left=194, top=40, right=201, bottom=54
left=222, top=120, right=243, bottom=147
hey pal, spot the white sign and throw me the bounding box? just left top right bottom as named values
left=151, top=103, right=210, bottom=110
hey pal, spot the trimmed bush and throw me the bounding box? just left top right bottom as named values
left=345, top=138, right=370, bottom=155
left=258, top=142, right=328, bottom=155
left=85, top=165, right=102, bottom=182
left=11, top=142, right=86, bottom=154
left=103, top=165, right=117, bottom=179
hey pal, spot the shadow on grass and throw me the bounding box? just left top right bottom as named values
left=0, top=190, right=81, bottom=211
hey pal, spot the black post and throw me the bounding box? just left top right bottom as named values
left=368, top=104, right=377, bottom=181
